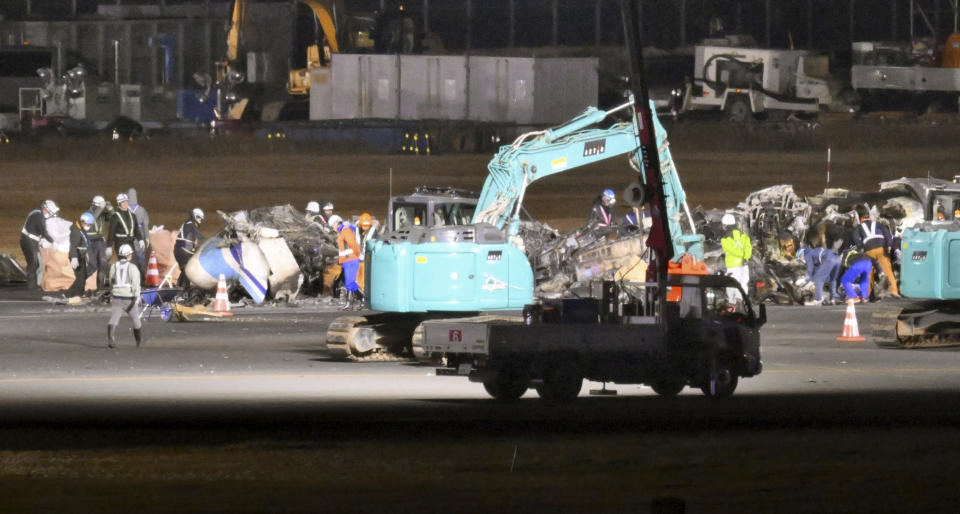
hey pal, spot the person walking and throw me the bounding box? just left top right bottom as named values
left=174, top=208, right=205, bottom=288
left=720, top=213, right=753, bottom=302
left=20, top=200, right=57, bottom=290
left=126, top=188, right=150, bottom=274
left=840, top=248, right=874, bottom=304
left=109, top=193, right=146, bottom=279
left=87, top=195, right=114, bottom=290
left=799, top=246, right=841, bottom=306
left=852, top=206, right=899, bottom=297
left=107, top=244, right=142, bottom=348
left=330, top=215, right=362, bottom=310
left=66, top=212, right=95, bottom=299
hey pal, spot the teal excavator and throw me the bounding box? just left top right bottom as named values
left=871, top=176, right=960, bottom=347
left=326, top=37, right=704, bottom=361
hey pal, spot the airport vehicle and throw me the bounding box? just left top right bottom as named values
left=871, top=176, right=960, bottom=347
left=851, top=35, right=960, bottom=113
left=414, top=0, right=763, bottom=401
left=681, top=44, right=833, bottom=123
left=850, top=2, right=960, bottom=113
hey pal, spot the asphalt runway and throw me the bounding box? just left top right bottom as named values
left=1, top=286, right=959, bottom=512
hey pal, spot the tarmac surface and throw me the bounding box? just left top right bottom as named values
left=0, top=286, right=959, bottom=512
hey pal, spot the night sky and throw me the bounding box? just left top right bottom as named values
left=1, top=0, right=957, bottom=52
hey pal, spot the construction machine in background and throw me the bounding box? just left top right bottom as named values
left=871, top=176, right=960, bottom=347
left=211, top=0, right=420, bottom=120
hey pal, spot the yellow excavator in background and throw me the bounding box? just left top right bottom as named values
left=212, top=0, right=419, bottom=120
left=288, top=0, right=419, bottom=95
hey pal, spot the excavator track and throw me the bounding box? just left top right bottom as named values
left=870, top=300, right=960, bottom=348
left=327, top=312, right=497, bottom=362
left=325, top=315, right=417, bottom=362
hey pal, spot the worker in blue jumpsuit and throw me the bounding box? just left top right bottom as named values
left=840, top=249, right=874, bottom=303
left=800, top=247, right=840, bottom=305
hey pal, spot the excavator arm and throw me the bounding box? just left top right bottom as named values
left=298, top=0, right=340, bottom=54
left=472, top=98, right=702, bottom=260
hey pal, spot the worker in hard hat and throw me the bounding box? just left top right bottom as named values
left=109, top=193, right=146, bottom=279
left=330, top=214, right=363, bottom=310
left=851, top=205, right=899, bottom=298
left=87, top=195, right=115, bottom=291
left=126, top=188, right=150, bottom=275
left=20, top=199, right=58, bottom=290
left=66, top=212, right=95, bottom=299
left=305, top=201, right=322, bottom=223
left=720, top=213, right=752, bottom=303
left=587, top=189, right=616, bottom=230
left=107, top=243, right=142, bottom=348
left=174, top=208, right=205, bottom=288
left=355, top=212, right=380, bottom=293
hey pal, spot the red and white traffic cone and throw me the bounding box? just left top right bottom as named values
left=145, top=251, right=160, bottom=287
left=212, top=274, right=233, bottom=316
left=837, top=299, right=865, bottom=342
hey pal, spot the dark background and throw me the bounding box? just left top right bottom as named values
left=0, top=0, right=952, bottom=53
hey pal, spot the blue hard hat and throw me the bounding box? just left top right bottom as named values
left=80, top=211, right=95, bottom=225
left=602, top=189, right=615, bottom=200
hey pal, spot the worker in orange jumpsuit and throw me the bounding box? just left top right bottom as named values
left=355, top=212, right=379, bottom=294
left=330, top=215, right=362, bottom=310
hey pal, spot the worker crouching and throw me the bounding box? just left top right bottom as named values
left=107, top=244, right=142, bottom=348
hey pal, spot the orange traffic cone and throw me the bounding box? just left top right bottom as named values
left=212, top=274, right=233, bottom=316
left=145, top=251, right=161, bottom=287
left=837, top=299, right=865, bottom=342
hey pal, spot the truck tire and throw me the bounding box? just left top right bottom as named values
left=725, top=96, right=752, bottom=124
left=651, top=377, right=686, bottom=396
left=535, top=360, right=583, bottom=403
left=701, top=353, right=738, bottom=398
left=482, top=367, right=529, bottom=402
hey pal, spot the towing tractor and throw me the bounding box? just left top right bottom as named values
left=872, top=176, right=960, bottom=347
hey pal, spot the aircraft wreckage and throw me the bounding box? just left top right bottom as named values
left=178, top=176, right=942, bottom=308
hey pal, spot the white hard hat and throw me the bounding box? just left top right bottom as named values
left=192, top=208, right=204, bottom=221
left=116, top=193, right=129, bottom=204
left=42, top=199, right=59, bottom=214
left=721, top=213, right=736, bottom=226
left=306, top=201, right=320, bottom=214
left=92, top=195, right=106, bottom=207
left=118, top=244, right=133, bottom=257
left=327, top=214, right=342, bottom=227
left=322, top=202, right=334, bottom=211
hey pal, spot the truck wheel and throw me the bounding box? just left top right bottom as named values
left=651, top=377, right=686, bottom=396
left=535, top=360, right=583, bottom=403
left=482, top=368, right=529, bottom=402
left=701, top=353, right=738, bottom=398
left=725, top=96, right=752, bottom=124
